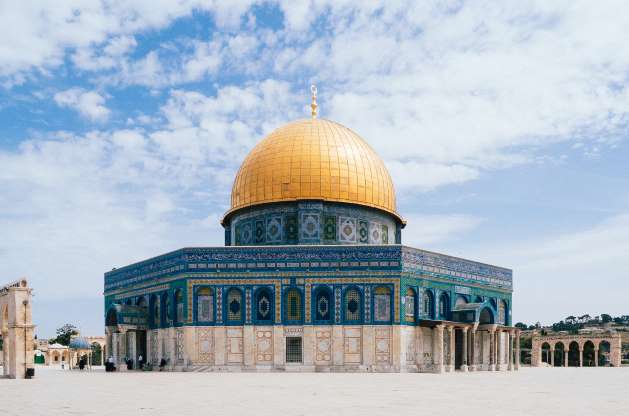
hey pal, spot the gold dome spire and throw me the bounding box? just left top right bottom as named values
left=224, top=116, right=401, bottom=222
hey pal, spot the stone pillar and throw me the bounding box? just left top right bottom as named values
left=550, top=343, right=554, bottom=367
left=461, top=328, right=469, bottom=372
left=127, top=331, right=137, bottom=368
left=594, top=348, right=599, bottom=367
left=214, top=326, right=226, bottom=366
left=489, top=330, right=495, bottom=371
left=447, top=326, right=455, bottom=372
left=564, top=350, right=568, bottom=367
left=579, top=347, right=583, bottom=367
left=433, top=325, right=444, bottom=373
left=508, top=331, right=514, bottom=371
left=496, top=330, right=503, bottom=370
left=112, top=332, right=119, bottom=368
left=243, top=325, right=255, bottom=369
left=469, top=329, right=476, bottom=371
left=515, top=331, right=520, bottom=370
left=332, top=325, right=344, bottom=367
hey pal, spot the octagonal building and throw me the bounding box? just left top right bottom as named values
left=104, top=92, right=518, bottom=373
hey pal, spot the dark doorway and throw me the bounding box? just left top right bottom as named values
left=286, top=337, right=303, bottom=363
left=136, top=330, right=147, bottom=364
left=455, top=329, right=464, bottom=369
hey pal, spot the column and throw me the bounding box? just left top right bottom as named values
left=515, top=331, right=520, bottom=370
left=496, top=330, right=503, bottom=370
left=489, top=330, right=495, bottom=371
left=550, top=344, right=554, bottom=367
left=461, top=328, right=469, bottom=372
left=468, top=329, right=475, bottom=371
left=112, top=332, right=119, bottom=368
left=447, top=326, right=455, bottom=372
left=433, top=325, right=444, bottom=373
left=594, top=348, right=599, bottom=367
left=579, top=347, right=583, bottom=367
left=564, top=350, right=568, bottom=367
left=507, top=331, right=514, bottom=371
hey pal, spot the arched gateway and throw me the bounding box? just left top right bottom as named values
left=103, top=88, right=518, bottom=373
left=0, top=279, right=35, bottom=379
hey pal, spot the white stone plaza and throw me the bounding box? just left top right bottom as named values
left=2, top=366, right=628, bottom=415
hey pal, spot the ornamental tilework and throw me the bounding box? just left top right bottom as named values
left=305, top=283, right=312, bottom=323
left=338, top=217, right=356, bottom=243
left=300, top=213, right=320, bottom=240
left=334, top=287, right=341, bottom=324
left=255, top=220, right=265, bottom=244
left=375, top=327, right=391, bottom=364
left=358, top=220, right=369, bottom=243
left=315, top=329, right=332, bottom=363
left=266, top=217, right=282, bottom=242
left=369, top=221, right=382, bottom=244
left=176, top=329, right=184, bottom=363
left=381, top=224, right=388, bottom=244
left=216, top=287, right=223, bottom=323
left=323, top=215, right=336, bottom=241
left=255, top=329, right=273, bottom=363
left=150, top=330, right=158, bottom=365
left=227, top=328, right=243, bottom=364
left=286, top=215, right=298, bottom=242
left=245, top=288, right=252, bottom=323
left=364, top=286, right=371, bottom=323
left=344, top=327, right=362, bottom=363
left=196, top=328, right=213, bottom=364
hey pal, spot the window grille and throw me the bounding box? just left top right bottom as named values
left=175, top=290, right=184, bottom=323
left=256, top=289, right=272, bottom=321
left=197, top=287, right=214, bottom=322
left=286, top=289, right=302, bottom=321
left=286, top=337, right=303, bottom=363
left=227, top=288, right=243, bottom=321
left=373, top=286, right=391, bottom=322
left=315, top=289, right=332, bottom=322
left=345, top=288, right=361, bottom=322
left=423, top=291, right=433, bottom=319
left=405, top=289, right=415, bottom=322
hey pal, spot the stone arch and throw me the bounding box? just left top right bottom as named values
left=105, top=306, right=118, bottom=326
left=553, top=341, right=566, bottom=367
left=149, top=294, right=160, bottom=327
left=136, top=296, right=147, bottom=307
left=582, top=340, right=595, bottom=366
left=404, top=288, right=417, bottom=323
left=598, top=340, right=611, bottom=366
left=253, top=286, right=273, bottom=324
left=422, top=289, right=435, bottom=320
left=479, top=307, right=494, bottom=324
left=541, top=342, right=551, bottom=365
left=438, top=292, right=450, bottom=320
left=455, top=295, right=468, bottom=308
left=568, top=341, right=580, bottom=366
left=373, top=286, right=392, bottom=323
left=174, top=289, right=184, bottom=324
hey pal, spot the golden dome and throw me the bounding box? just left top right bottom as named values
left=225, top=118, right=401, bottom=221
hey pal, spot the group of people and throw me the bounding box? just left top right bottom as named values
left=105, top=355, right=149, bottom=372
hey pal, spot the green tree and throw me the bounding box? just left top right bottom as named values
left=49, top=323, right=78, bottom=346
left=515, top=322, right=528, bottom=330
left=601, top=314, right=612, bottom=323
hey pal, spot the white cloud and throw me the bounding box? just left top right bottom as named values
left=54, top=88, right=110, bottom=122
left=402, top=214, right=483, bottom=247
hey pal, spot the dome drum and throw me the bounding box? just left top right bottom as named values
left=224, top=200, right=401, bottom=246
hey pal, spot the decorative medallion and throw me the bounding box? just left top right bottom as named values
left=369, top=221, right=382, bottom=244
left=359, top=220, right=369, bottom=243
left=300, top=213, right=320, bottom=240
left=381, top=224, right=389, bottom=244
left=255, top=220, right=265, bottom=243
left=338, top=217, right=356, bottom=242
left=323, top=215, right=336, bottom=241
left=266, top=217, right=282, bottom=242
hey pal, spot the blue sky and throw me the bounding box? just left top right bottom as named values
left=1, top=1, right=628, bottom=337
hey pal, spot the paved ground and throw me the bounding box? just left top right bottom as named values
left=2, top=366, right=628, bottom=415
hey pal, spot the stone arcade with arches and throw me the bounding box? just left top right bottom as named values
left=0, top=279, right=35, bottom=379
left=104, top=90, right=519, bottom=373
left=532, top=332, right=622, bottom=367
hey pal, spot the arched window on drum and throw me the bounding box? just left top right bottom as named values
left=373, top=286, right=392, bottom=323
left=313, top=287, right=333, bottom=324
left=344, top=287, right=362, bottom=323
left=196, top=287, right=214, bottom=323
left=405, top=288, right=417, bottom=323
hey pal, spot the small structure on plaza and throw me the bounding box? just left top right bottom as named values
left=104, top=87, right=519, bottom=373
left=531, top=331, right=622, bottom=367
left=35, top=335, right=106, bottom=367
left=68, top=337, right=92, bottom=370
left=0, top=278, right=35, bottom=379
